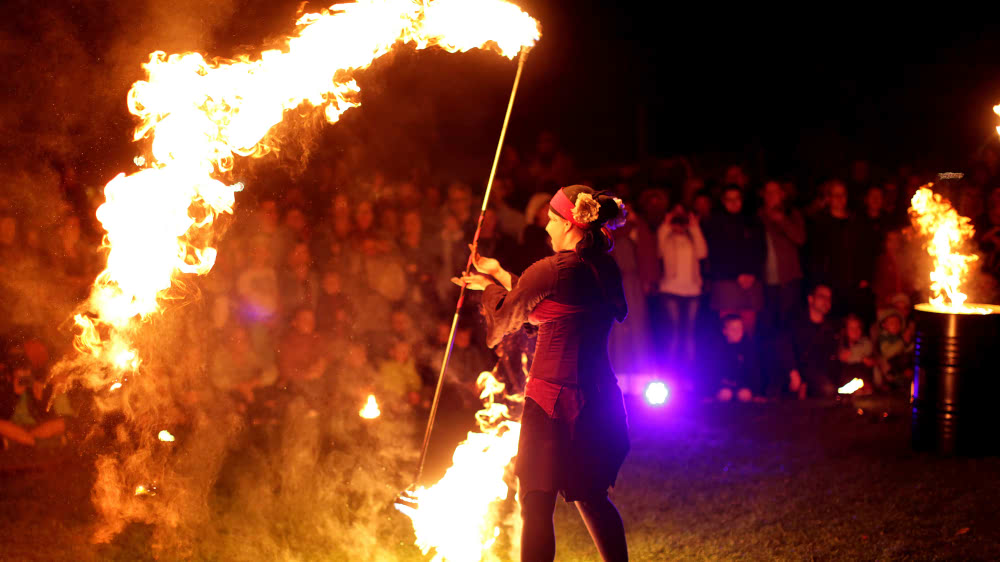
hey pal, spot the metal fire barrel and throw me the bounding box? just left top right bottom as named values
left=911, top=303, right=1000, bottom=455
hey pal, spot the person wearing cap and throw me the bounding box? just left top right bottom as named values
left=453, top=185, right=630, bottom=562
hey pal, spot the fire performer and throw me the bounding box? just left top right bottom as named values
left=453, top=185, right=630, bottom=562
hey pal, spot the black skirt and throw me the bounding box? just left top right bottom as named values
left=515, top=384, right=630, bottom=502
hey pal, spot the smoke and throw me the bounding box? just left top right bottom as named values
left=0, top=1, right=534, bottom=558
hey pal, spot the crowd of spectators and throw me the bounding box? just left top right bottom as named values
left=5, top=130, right=1000, bottom=455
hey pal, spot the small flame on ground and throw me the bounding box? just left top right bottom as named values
left=400, top=371, right=520, bottom=561
left=359, top=394, right=381, bottom=419
left=157, top=430, right=175, bottom=442
left=838, top=378, right=864, bottom=395
left=909, top=185, right=989, bottom=314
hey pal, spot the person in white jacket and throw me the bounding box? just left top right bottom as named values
left=657, top=207, right=708, bottom=365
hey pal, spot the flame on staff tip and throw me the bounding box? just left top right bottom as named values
left=909, top=185, right=988, bottom=314
left=359, top=394, right=381, bottom=419
left=399, top=371, right=521, bottom=562
left=838, top=378, right=864, bottom=395
left=72, top=0, right=540, bottom=380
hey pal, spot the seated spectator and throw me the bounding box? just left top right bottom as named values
left=709, top=315, right=760, bottom=402
left=703, top=185, right=767, bottom=335
left=874, top=307, right=914, bottom=390
left=315, top=270, right=352, bottom=336
left=279, top=242, right=319, bottom=315
left=277, top=307, right=328, bottom=409
left=780, top=284, right=839, bottom=399
left=0, top=356, right=73, bottom=448
left=376, top=338, right=423, bottom=409
left=838, top=314, right=876, bottom=390
left=210, top=325, right=277, bottom=410
left=657, top=206, right=708, bottom=365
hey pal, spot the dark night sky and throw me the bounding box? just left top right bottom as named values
left=6, top=0, right=1000, bottom=185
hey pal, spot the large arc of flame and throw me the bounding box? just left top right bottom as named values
left=73, top=0, right=540, bottom=381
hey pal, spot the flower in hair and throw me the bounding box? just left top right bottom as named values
left=606, top=197, right=628, bottom=230
left=572, top=193, right=601, bottom=225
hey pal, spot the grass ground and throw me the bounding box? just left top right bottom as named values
left=1, top=394, right=998, bottom=561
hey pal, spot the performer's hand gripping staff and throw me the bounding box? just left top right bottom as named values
left=395, top=48, right=527, bottom=510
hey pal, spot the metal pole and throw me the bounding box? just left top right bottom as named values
left=412, top=48, right=527, bottom=485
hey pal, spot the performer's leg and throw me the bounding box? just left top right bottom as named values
left=575, top=494, right=628, bottom=562
left=520, top=490, right=557, bottom=562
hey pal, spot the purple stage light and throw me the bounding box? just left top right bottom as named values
left=644, top=381, right=669, bottom=406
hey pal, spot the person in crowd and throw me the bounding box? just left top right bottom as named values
left=874, top=303, right=915, bottom=390
left=0, top=355, right=73, bottom=448
left=210, top=325, right=278, bottom=411
left=780, top=284, right=839, bottom=399
left=398, top=209, right=441, bottom=309
left=50, top=214, right=92, bottom=293
left=691, top=189, right=713, bottom=221
left=520, top=192, right=555, bottom=273
left=806, top=180, right=876, bottom=322
left=446, top=181, right=476, bottom=236
left=838, top=314, right=876, bottom=390
left=657, top=206, right=708, bottom=365
left=608, top=202, right=658, bottom=377
left=527, top=131, right=574, bottom=190
left=475, top=208, right=518, bottom=273
left=453, top=185, right=630, bottom=562
left=703, top=185, right=767, bottom=336
left=377, top=338, right=423, bottom=409
left=758, top=180, right=807, bottom=337
left=860, top=185, right=890, bottom=248
left=284, top=207, right=311, bottom=245
left=279, top=242, right=319, bottom=315
left=709, top=315, right=760, bottom=402
left=975, top=192, right=1000, bottom=282
left=277, top=307, right=328, bottom=410
left=254, top=199, right=292, bottom=265
left=637, top=188, right=670, bottom=233
left=872, top=230, right=915, bottom=309
left=723, top=164, right=749, bottom=191
left=491, top=177, right=528, bottom=239
left=315, top=270, right=352, bottom=336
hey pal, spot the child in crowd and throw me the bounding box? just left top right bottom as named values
left=875, top=307, right=914, bottom=389
left=838, top=314, right=876, bottom=391
left=709, top=315, right=760, bottom=402
left=0, top=356, right=74, bottom=449
left=377, top=338, right=423, bottom=411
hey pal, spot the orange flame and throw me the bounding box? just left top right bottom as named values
left=837, top=378, right=864, bottom=395
left=909, top=185, right=987, bottom=313
left=73, top=0, right=540, bottom=378
left=399, top=371, right=521, bottom=561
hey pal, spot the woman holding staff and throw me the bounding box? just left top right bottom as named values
left=453, top=185, right=630, bottom=562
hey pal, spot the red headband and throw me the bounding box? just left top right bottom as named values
left=549, top=189, right=591, bottom=229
